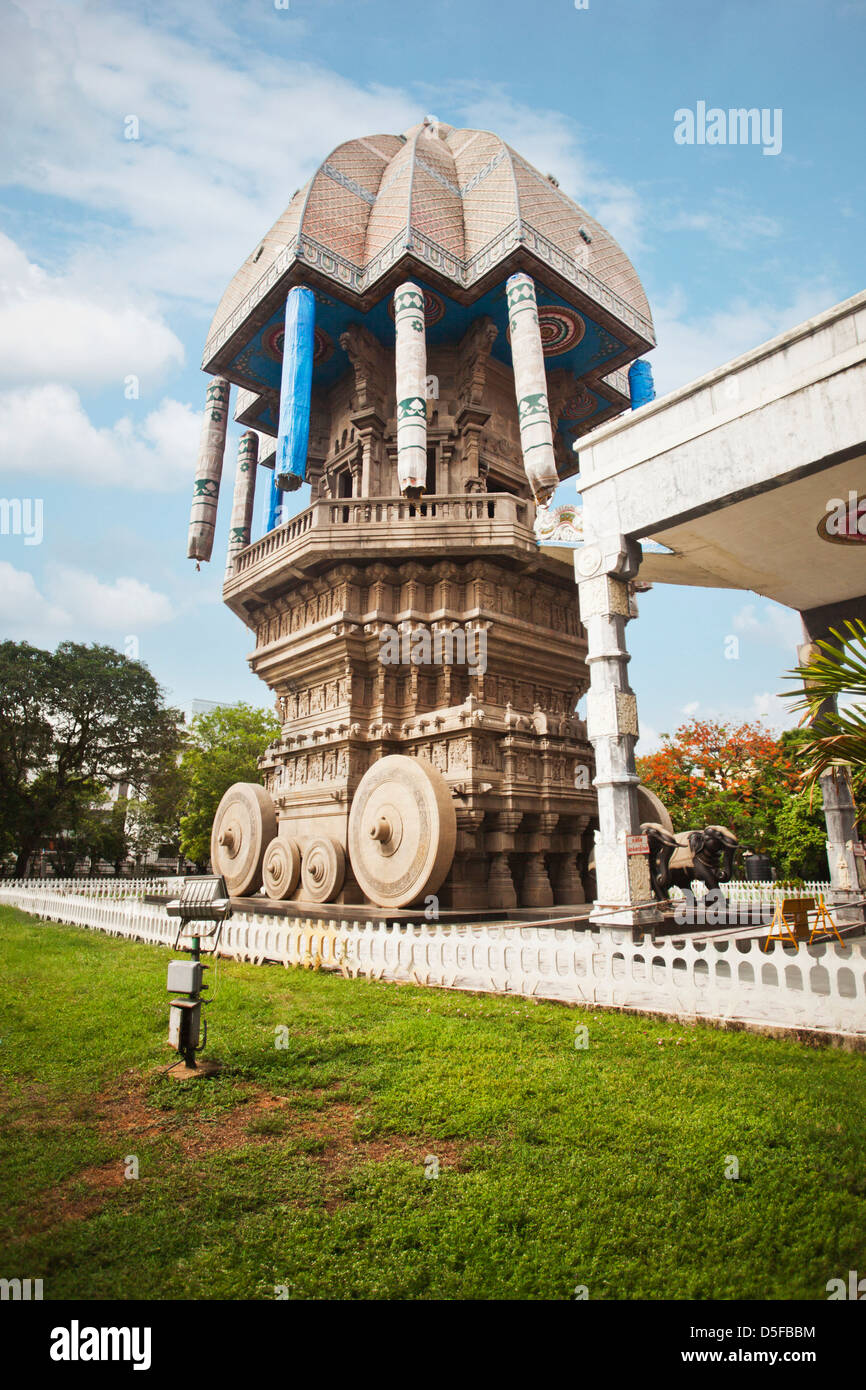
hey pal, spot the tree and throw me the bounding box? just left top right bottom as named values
left=0, top=641, right=183, bottom=875
left=51, top=787, right=130, bottom=877
left=785, top=619, right=866, bottom=785
left=125, top=755, right=191, bottom=865
left=178, top=704, right=281, bottom=867
left=636, top=718, right=840, bottom=877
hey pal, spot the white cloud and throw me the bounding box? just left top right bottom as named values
left=635, top=721, right=662, bottom=754
left=1, top=1, right=419, bottom=303
left=448, top=85, right=644, bottom=251
left=732, top=601, right=803, bottom=651
left=659, top=190, right=781, bottom=249
left=650, top=282, right=840, bottom=395
left=0, top=562, right=68, bottom=632
left=0, top=560, right=175, bottom=642
left=0, top=385, right=201, bottom=491
left=0, top=8, right=650, bottom=305
left=682, top=700, right=701, bottom=716
left=747, top=690, right=798, bottom=730
left=0, top=233, right=184, bottom=386
left=52, top=566, right=175, bottom=630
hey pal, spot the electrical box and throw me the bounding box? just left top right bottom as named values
left=167, top=959, right=204, bottom=995
left=168, top=1000, right=201, bottom=1053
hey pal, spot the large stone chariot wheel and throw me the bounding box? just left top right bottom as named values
left=348, top=755, right=457, bottom=909
left=263, top=837, right=301, bottom=901
left=300, top=836, right=346, bottom=903
left=210, top=783, right=277, bottom=898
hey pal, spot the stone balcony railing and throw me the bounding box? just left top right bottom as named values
left=226, top=493, right=535, bottom=594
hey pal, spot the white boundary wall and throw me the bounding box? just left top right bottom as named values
left=2, top=881, right=864, bottom=1040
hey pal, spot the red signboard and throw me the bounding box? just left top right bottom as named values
left=626, top=834, right=650, bottom=855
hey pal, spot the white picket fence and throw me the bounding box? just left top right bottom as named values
left=0, top=876, right=186, bottom=900
left=1, top=881, right=863, bottom=1041
left=669, top=880, right=830, bottom=902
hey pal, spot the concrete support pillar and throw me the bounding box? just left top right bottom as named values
left=798, top=601, right=866, bottom=911
left=575, top=534, right=661, bottom=928
left=820, top=767, right=865, bottom=902
left=505, top=272, right=560, bottom=506
left=225, top=431, right=258, bottom=577
left=187, top=376, right=230, bottom=562
left=393, top=282, right=427, bottom=496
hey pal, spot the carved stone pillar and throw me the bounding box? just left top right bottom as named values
left=485, top=811, right=520, bottom=909
left=187, top=377, right=230, bottom=562
left=455, top=315, right=497, bottom=494
left=506, top=272, right=560, bottom=505
left=225, top=430, right=258, bottom=577
left=551, top=815, right=589, bottom=907
left=340, top=322, right=389, bottom=498
left=488, top=853, right=517, bottom=910
left=575, top=535, right=661, bottom=928
left=522, top=853, right=553, bottom=908
left=393, top=282, right=428, bottom=496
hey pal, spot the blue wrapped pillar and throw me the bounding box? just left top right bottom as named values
left=628, top=359, right=655, bottom=410
left=265, top=465, right=282, bottom=532
left=275, top=286, right=316, bottom=492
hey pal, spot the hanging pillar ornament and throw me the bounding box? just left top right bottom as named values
left=506, top=273, right=560, bottom=506
left=275, top=286, right=315, bottom=493
left=393, top=281, right=427, bottom=496
left=187, top=377, right=230, bottom=562
left=225, top=431, right=258, bottom=576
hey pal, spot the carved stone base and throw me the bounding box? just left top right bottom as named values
left=552, top=852, right=585, bottom=905
left=438, top=853, right=489, bottom=911
left=521, top=852, right=554, bottom=908
left=487, top=852, right=517, bottom=910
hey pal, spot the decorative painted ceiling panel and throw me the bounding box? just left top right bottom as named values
left=228, top=273, right=629, bottom=440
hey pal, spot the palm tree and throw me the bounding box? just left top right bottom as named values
left=785, top=619, right=866, bottom=785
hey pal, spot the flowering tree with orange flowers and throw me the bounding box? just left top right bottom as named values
left=636, top=719, right=835, bottom=877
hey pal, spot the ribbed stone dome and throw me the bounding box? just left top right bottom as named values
left=204, top=121, right=653, bottom=368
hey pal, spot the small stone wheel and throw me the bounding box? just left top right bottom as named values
left=348, top=754, right=457, bottom=909
left=262, top=837, right=301, bottom=901
left=300, top=836, right=346, bottom=903
left=210, top=783, right=277, bottom=897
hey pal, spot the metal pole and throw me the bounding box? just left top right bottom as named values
left=184, top=933, right=200, bottom=1069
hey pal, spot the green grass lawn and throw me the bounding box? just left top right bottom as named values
left=0, top=904, right=864, bottom=1301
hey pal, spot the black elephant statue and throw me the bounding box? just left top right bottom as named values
left=641, top=822, right=738, bottom=901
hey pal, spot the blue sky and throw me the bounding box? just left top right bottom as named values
left=0, top=0, right=863, bottom=743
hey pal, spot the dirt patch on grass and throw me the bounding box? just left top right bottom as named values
left=37, top=1158, right=129, bottom=1230
left=9, top=1070, right=469, bottom=1238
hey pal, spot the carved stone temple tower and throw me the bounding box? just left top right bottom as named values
left=186, top=120, right=655, bottom=912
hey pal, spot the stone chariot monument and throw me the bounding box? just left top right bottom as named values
left=185, top=120, right=655, bottom=913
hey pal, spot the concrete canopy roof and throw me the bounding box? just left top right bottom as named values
left=202, top=122, right=654, bottom=376
left=569, top=291, right=866, bottom=616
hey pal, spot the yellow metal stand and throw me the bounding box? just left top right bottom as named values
left=762, top=898, right=800, bottom=951
left=808, top=894, right=845, bottom=945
